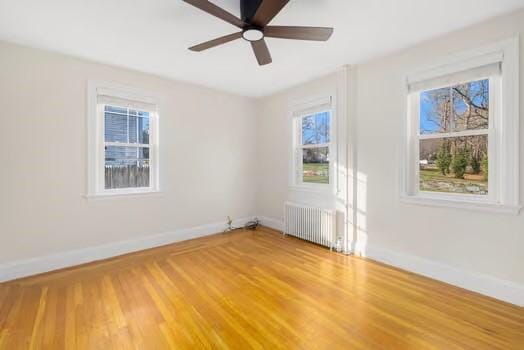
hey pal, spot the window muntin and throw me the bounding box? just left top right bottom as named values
left=295, top=110, right=332, bottom=186
left=416, top=78, right=491, bottom=197
left=103, top=105, right=152, bottom=191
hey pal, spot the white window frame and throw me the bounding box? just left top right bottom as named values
left=86, top=81, right=160, bottom=198
left=290, top=96, right=336, bottom=193
left=401, top=38, right=520, bottom=214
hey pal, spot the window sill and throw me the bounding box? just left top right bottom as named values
left=400, top=195, right=521, bottom=215
left=84, top=190, right=163, bottom=200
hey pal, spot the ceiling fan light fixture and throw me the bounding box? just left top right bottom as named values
left=242, top=28, right=264, bottom=42
left=183, top=0, right=333, bottom=65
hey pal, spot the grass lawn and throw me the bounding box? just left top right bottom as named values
left=303, top=163, right=329, bottom=184
left=420, top=168, right=488, bottom=194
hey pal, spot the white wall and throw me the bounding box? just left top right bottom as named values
left=256, top=10, right=524, bottom=304
left=0, top=41, right=257, bottom=268
left=1, top=9, right=523, bottom=304
left=255, top=70, right=350, bottom=246
left=353, top=10, right=524, bottom=285
left=256, top=73, right=341, bottom=218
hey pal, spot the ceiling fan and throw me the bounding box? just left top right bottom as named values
left=182, top=0, right=334, bottom=66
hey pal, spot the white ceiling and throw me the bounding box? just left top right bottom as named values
left=0, top=0, right=523, bottom=97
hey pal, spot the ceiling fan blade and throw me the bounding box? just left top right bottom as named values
left=251, top=39, right=272, bottom=66
left=189, top=32, right=243, bottom=52
left=183, top=0, right=246, bottom=28
left=251, top=0, right=290, bottom=27
left=264, top=26, right=334, bottom=41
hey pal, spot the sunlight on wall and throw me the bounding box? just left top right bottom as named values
left=336, top=159, right=349, bottom=251
left=354, top=171, right=368, bottom=256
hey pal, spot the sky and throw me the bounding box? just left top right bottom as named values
left=419, top=79, right=488, bottom=134
left=302, top=111, right=331, bottom=145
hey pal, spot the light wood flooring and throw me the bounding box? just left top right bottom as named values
left=0, top=227, right=523, bottom=349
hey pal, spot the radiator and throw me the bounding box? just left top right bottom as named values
left=284, top=202, right=336, bottom=249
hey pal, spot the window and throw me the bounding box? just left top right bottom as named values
left=418, top=78, right=492, bottom=196
left=103, top=105, right=151, bottom=190
left=87, top=81, right=159, bottom=197
left=402, top=38, right=520, bottom=213
left=292, top=97, right=334, bottom=189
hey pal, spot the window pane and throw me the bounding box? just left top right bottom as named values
left=105, top=146, right=150, bottom=189
left=302, top=111, right=330, bottom=145
left=128, top=116, right=150, bottom=144
left=303, top=147, right=329, bottom=184
left=104, top=105, right=151, bottom=144
left=129, top=115, right=137, bottom=143
left=420, top=79, right=489, bottom=134
left=453, top=79, right=489, bottom=131
left=105, top=160, right=150, bottom=189
left=105, top=112, right=128, bottom=143
left=419, top=135, right=488, bottom=195
left=105, top=105, right=127, bottom=114
left=138, top=117, right=150, bottom=144
left=420, top=87, right=452, bottom=134
left=105, top=146, right=149, bottom=161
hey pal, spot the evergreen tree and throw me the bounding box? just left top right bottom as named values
left=435, top=142, right=451, bottom=175
left=451, top=151, right=468, bottom=179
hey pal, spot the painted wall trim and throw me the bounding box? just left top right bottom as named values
left=0, top=217, right=254, bottom=283
left=255, top=216, right=524, bottom=306
left=2, top=214, right=522, bottom=307
left=259, top=216, right=284, bottom=232
left=366, top=245, right=524, bottom=307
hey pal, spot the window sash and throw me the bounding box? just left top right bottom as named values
left=418, top=129, right=489, bottom=140
left=299, top=143, right=330, bottom=150
left=401, top=38, right=520, bottom=213
left=105, top=142, right=150, bottom=148
left=411, top=76, right=497, bottom=201
left=98, top=103, right=157, bottom=193
left=104, top=105, right=150, bottom=145
left=299, top=111, right=331, bottom=146
left=294, top=112, right=333, bottom=188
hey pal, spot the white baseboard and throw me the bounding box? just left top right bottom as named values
left=258, top=216, right=284, bottom=231
left=3, top=216, right=522, bottom=307
left=366, top=245, right=524, bottom=307
left=253, top=216, right=524, bottom=306
left=0, top=217, right=253, bottom=283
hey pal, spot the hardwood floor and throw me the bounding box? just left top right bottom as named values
left=0, top=228, right=522, bottom=349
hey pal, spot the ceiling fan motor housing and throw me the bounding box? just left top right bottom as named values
left=240, top=0, right=263, bottom=22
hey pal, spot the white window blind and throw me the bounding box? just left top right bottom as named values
left=408, top=62, right=501, bottom=92
left=293, top=96, right=332, bottom=117
left=97, top=95, right=157, bottom=113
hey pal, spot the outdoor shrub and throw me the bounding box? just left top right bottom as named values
left=436, top=143, right=452, bottom=175
left=451, top=151, right=468, bottom=179
left=481, top=157, right=488, bottom=180
left=470, top=156, right=481, bottom=174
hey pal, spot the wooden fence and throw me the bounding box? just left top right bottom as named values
left=105, top=164, right=150, bottom=189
